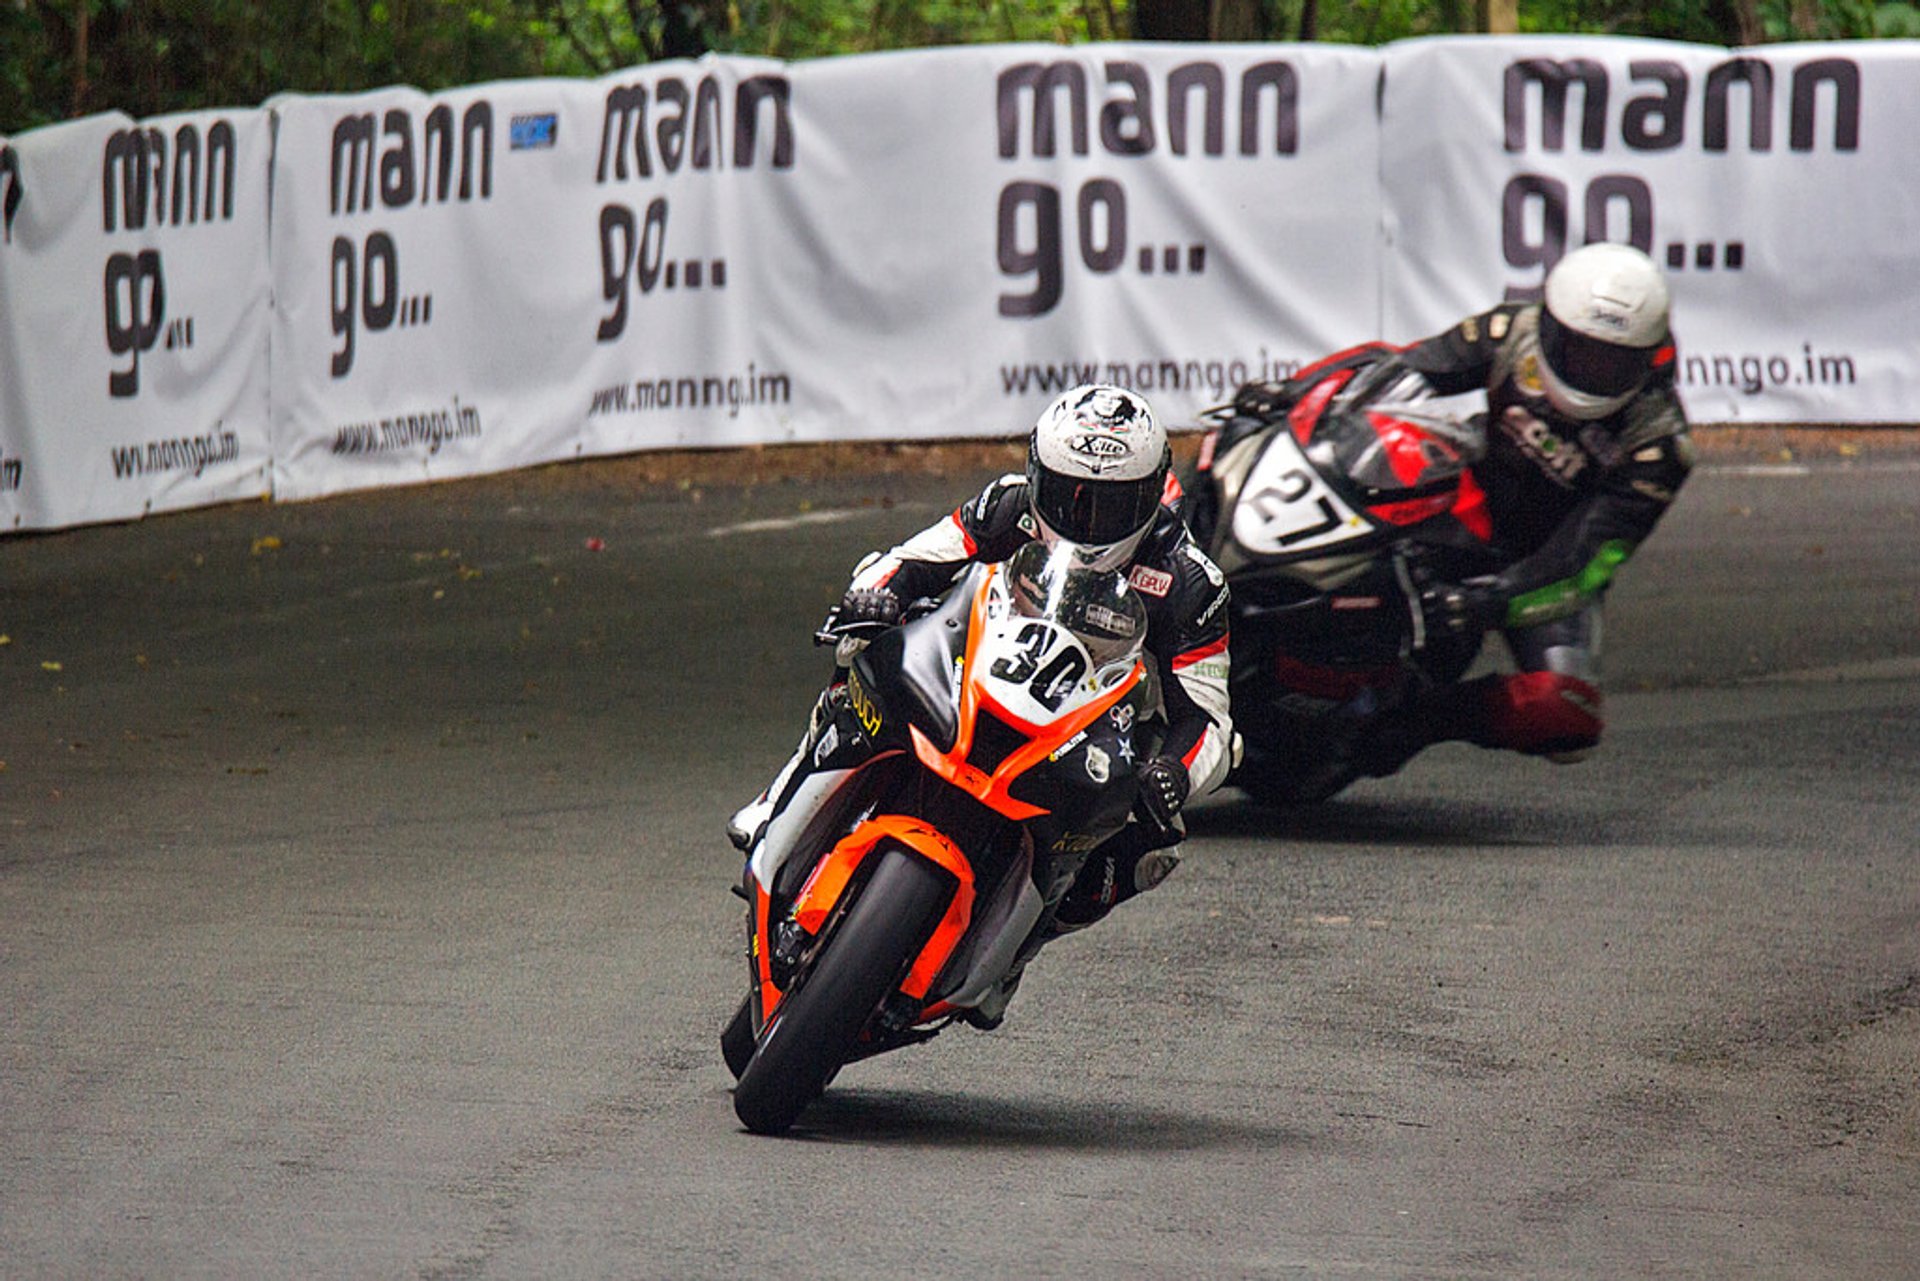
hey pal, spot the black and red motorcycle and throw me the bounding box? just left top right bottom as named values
left=1178, top=344, right=1500, bottom=805
left=722, top=539, right=1161, bottom=1135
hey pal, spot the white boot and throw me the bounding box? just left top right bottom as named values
left=727, top=740, right=805, bottom=852
left=726, top=687, right=837, bottom=852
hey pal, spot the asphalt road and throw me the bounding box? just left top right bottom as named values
left=3, top=443, right=1918, bottom=1278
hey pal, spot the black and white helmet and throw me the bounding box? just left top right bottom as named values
left=1539, top=242, right=1673, bottom=421
left=1026, top=384, right=1170, bottom=571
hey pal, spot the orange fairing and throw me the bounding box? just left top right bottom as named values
left=753, top=881, right=778, bottom=1022
left=789, top=815, right=976, bottom=1002
left=909, top=565, right=1144, bottom=821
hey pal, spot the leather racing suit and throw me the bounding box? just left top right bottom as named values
left=1379, top=300, right=1694, bottom=763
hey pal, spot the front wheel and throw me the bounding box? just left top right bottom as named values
left=732, top=848, right=953, bottom=1135
left=720, top=995, right=754, bottom=1081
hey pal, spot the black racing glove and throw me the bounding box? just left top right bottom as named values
left=1420, top=576, right=1508, bottom=637
left=817, top=586, right=901, bottom=646
left=1232, top=379, right=1297, bottom=421
left=838, top=587, right=901, bottom=628
left=1135, top=755, right=1190, bottom=834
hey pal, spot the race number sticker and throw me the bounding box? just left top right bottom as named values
left=985, top=620, right=1092, bottom=721
left=1229, top=429, right=1371, bottom=557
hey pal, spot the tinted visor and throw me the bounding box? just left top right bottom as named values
left=1539, top=308, right=1657, bottom=399
left=1030, top=468, right=1161, bottom=547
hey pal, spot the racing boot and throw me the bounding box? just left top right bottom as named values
left=726, top=684, right=841, bottom=852
left=726, top=764, right=797, bottom=854
left=1050, top=821, right=1183, bottom=935
left=961, top=953, right=1030, bottom=1031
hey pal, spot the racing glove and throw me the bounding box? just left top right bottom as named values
left=838, top=587, right=901, bottom=629
left=1420, top=577, right=1508, bottom=637
left=1135, top=755, right=1190, bottom=834
left=821, top=586, right=902, bottom=664
left=1232, top=380, right=1297, bottom=421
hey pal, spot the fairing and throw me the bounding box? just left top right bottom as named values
left=745, top=539, right=1153, bottom=1036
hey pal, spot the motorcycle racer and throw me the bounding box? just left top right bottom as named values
left=1358, top=241, right=1693, bottom=773
left=728, top=384, right=1234, bottom=940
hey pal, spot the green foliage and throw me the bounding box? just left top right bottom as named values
left=1874, top=0, right=1920, bottom=31
left=0, top=0, right=1899, bottom=136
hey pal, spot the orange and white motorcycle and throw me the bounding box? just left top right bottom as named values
left=723, top=540, right=1160, bottom=1135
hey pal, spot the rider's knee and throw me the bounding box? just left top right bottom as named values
left=1052, top=827, right=1182, bottom=934
left=1477, top=671, right=1604, bottom=760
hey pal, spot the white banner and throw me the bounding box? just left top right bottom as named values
left=5, top=38, right=1919, bottom=532
left=579, top=43, right=1387, bottom=451
left=268, top=79, right=616, bottom=500
left=269, top=46, right=1385, bottom=500
left=0, top=110, right=271, bottom=532
left=1381, top=35, right=1920, bottom=423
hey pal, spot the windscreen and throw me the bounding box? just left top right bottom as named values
left=1004, top=540, right=1148, bottom=669
left=1319, top=365, right=1469, bottom=497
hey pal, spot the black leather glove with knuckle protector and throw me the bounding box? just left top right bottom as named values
left=838, top=587, right=901, bottom=629
left=1135, top=755, right=1190, bottom=834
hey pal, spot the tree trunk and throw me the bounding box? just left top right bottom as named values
left=661, top=2, right=709, bottom=59
left=1133, top=0, right=1211, bottom=40
left=73, top=0, right=90, bottom=117
left=1708, top=0, right=1766, bottom=45
left=1475, top=0, right=1517, bottom=34
left=1212, top=0, right=1267, bottom=40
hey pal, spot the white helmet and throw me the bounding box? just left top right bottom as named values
left=1026, top=384, right=1170, bottom=571
left=1538, top=242, right=1672, bottom=420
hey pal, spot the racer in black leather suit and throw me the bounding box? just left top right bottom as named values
left=1362, top=243, right=1694, bottom=772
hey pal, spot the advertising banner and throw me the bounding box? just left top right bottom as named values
left=0, top=110, right=271, bottom=532
left=268, top=78, right=625, bottom=500
left=572, top=43, right=1388, bottom=456
left=766, top=42, right=1386, bottom=442
left=269, top=45, right=1388, bottom=503
left=1380, top=36, right=1920, bottom=423
left=5, top=38, right=1919, bottom=532
left=571, top=56, right=809, bottom=457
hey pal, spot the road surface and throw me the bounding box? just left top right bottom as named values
left=3, top=440, right=1917, bottom=1277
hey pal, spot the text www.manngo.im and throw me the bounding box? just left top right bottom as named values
left=110, top=429, right=240, bottom=480
left=331, top=400, right=483, bottom=457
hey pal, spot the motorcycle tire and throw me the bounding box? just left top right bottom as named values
left=732, top=848, right=952, bottom=1136
left=720, top=994, right=755, bottom=1081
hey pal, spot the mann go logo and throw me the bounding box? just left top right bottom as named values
left=1498, top=55, right=1860, bottom=296
left=100, top=121, right=238, bottom=397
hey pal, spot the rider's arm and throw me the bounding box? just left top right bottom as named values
left=848, top=474, right=1030, bottom=603
left=1398, top=304, right=1524, bottom=398
left=1490, top=405, right=1694, bottom=627
left=1153, top=544, right=1235, bottom=800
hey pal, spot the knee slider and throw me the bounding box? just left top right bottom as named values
left=1481, top=672, right=1603, bottom=758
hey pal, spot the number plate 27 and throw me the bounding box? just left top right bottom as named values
left=1229, top=431, right=1371, bottom=558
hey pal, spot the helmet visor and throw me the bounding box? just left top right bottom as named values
left=1539, top=308, right=1657, bottom=400
left=1031, top=469, right=1161, bottom=548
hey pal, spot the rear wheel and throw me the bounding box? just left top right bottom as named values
left=732, top=848, right=953, bottom=1135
